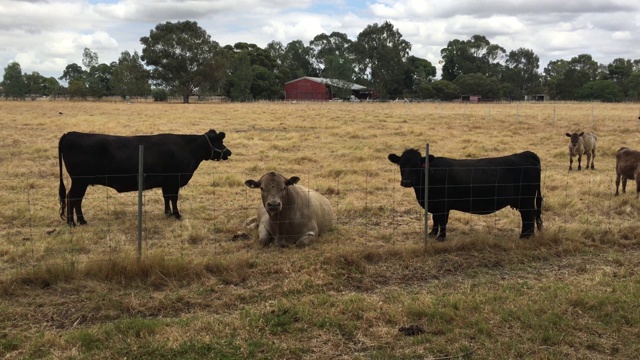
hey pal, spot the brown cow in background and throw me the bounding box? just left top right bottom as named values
left=615, top=147, right=640, bottom=197
left=566, top=131, right=597, bottom=171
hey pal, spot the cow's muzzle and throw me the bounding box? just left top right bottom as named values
left=401, top=179, right=414, bottom=188
left=265, top=200, right=282, bottom=212
left=212, top=147, right=231, bottom=161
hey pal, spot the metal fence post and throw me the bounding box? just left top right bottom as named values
left=138, top=145, right=144, bottom=259
left=424, top=143, right=429, bottom=244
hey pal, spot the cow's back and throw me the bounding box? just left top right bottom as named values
left=306, top=188, right=333, bottom=233
left=60, top=132, right=140, bottom=176
left=287, top=185, right=333, bottom=234
left=429, top=151, right=540, bottom=213
left=616, top=147, right=640, bottom=179
left=582, top=132, right=597, bottom=152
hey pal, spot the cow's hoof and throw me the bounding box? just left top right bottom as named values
left=173, top=213, right=182, bottom=220
left=67, top=222, right=76, bottom=227
left=78, top=220, right=87, bottom=226
left=436, top=237, right=446, bottom=242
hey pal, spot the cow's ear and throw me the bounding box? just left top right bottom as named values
left=388, top=154, right=400, bottom=164
left=216, top=132, right=226, bottom=140
left=245, top=180, right=260, bottom=189
left=285, top=176, right=300, bottom=186
left=579, top=132, right=584, bottom=137
left=565, top=133, right=571, bottom=137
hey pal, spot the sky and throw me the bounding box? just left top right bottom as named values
left=1, top=0, right=639, bottom=80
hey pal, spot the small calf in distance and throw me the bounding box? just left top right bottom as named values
left=615, top=147, right=640, bottom=197
left=566, top=131, right=597, bottom=171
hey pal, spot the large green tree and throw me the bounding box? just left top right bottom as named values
left=250, top=65, right=281, bottom=100
left=430, top=80, right=459, bottom=100
left=353, top=21, right=411, bottom=99
left=440, top=35, right=505, bottom=81
left=1, top=62, right=27, bottom=99
left=82, top=48, right=99, bottom=70
left=503, top=48, right=541, bottom=99
left=227, top=52, right=253, bottom=101
left=453, top=73, right=501, bottom=99
left=280, top=40, right=318, bottom=82
left=607, top=58, right=634, bottom=97
left=310, top=32, right=354, bottom=76
left=111, top=50, right=151, bottom=99
left=23, top=71, right=47, bottom=99
left=86, top=63, right=113, bottom=99
left=577, top=80, right=624, bottom=102
left=140, top=20, right=223, bottom=103
left=543, top=54, right=603, bottom=100
left=44, top=77, right=61, bottom=98
left=403, top=55, right=436, bottom=99
left=626, top=72, right=640, bottom=100
left=59, top=63, right=85, bottom=84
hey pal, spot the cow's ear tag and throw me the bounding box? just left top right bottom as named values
left=286, top=176, right=300, bottom=186
left=245, top=180, right=260, bottom=189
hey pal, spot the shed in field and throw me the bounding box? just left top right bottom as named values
left=525, top=94, right=548, bottom=101
left=461, top=95, right=482, bottom=103
left=284, top=77, right=372, bottom=101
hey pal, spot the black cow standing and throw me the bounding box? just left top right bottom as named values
left=388, top=149, right=543, bottom=241
left=58, top=129, right=231, bottom=226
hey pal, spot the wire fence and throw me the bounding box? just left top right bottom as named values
left=1, top=157, right=635, bottom=279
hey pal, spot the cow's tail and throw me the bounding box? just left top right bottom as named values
left=531, top=151, right=544, bottom=232
left=535, top=184, right=543, bottom=232
left=58, top=134, right=67, bottom=221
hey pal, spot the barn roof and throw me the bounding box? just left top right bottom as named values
left=285, top=76, right=367, bottom=90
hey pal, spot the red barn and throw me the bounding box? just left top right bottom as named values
left=284, top=77, right=371, bottom=101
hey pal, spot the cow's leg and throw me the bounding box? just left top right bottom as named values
left=615, top=174, right=621, bottom=196
left=590, top=150, right=596, bottom=170
left=67, top=182, right=88, bottom=226
left=519, top=209, right=536, bottom=238
left=258, top=220, right=273, bottom=246
left=162, top=185, right=181, bottom=219
left=622, top=178, right=628, bottom=194
left=585, top=153, right=591, bottom=170
left=433, top=211, right=448, bottom=241
left=295, top=232, right=317, bottom=247
left=170, top=192, right=181, bottom=219
left=577, top=154, right=582, bottom=171
left=636, top=179, right=640, bottom=198
left=162, top=188, right=172, bottom=216
left=428, top=212, right=440, bottom=237
left=568, top=156, right=573, bottom=171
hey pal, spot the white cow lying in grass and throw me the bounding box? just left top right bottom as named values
left=245, top=172, right=333, bottom=247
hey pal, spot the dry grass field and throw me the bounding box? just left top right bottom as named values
left=1, top=100, right=639, bottom=359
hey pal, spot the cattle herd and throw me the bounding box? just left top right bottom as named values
left=57, top=128, right=640, bottom=246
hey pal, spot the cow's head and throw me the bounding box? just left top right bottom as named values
left=388, top=149, right=428, bottom=188
left=205, top=129, right=232, bottom=161
left=245, top=172, right=300, bottom=214
left=565, top=132, right=584, bottom=150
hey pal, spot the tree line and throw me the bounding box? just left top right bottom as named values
left=2, top=20, right=640, bottom=103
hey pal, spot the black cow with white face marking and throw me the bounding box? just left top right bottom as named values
left=388, top=149, right=543, bottom=241
left=58, top=129, right=231, bottom=226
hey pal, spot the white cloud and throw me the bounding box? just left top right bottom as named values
left=0, top=0, right=638, bottom=79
